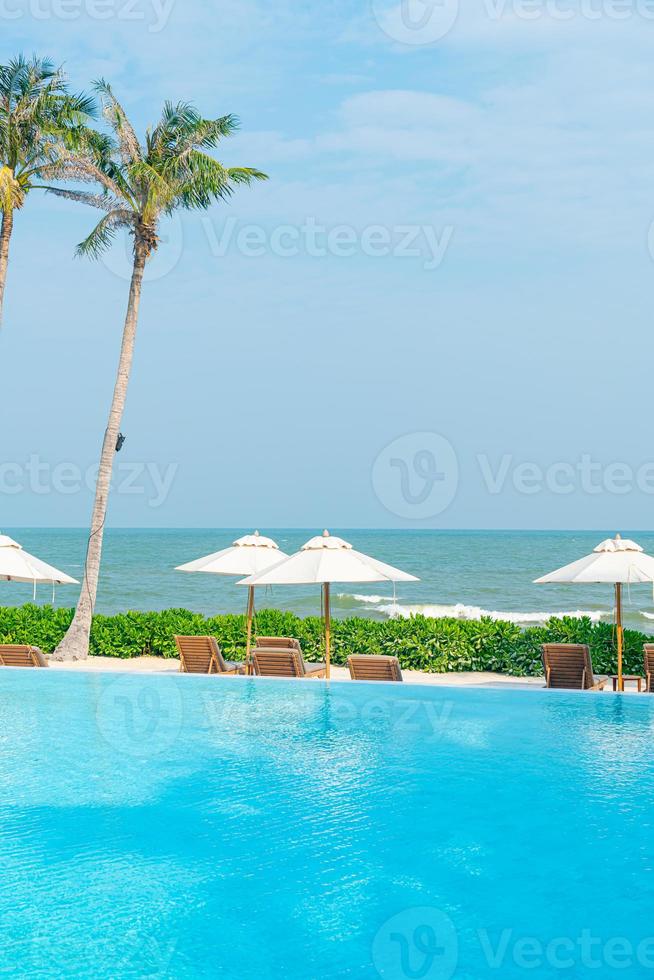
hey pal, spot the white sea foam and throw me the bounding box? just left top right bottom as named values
left=338, top=594, right=605, bottom=626
left=641, top=612, right=654, bottom=620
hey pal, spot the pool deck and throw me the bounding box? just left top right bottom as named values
left=46, top=656, right=642, bottom=692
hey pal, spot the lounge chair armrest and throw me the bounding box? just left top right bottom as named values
left=32, top=647, right=49, bottom=667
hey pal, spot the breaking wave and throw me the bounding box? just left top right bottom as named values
left=338, top=593, right=605, bottom=626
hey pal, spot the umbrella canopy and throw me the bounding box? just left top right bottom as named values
left=534, top=534, right=654, bottom=690
left=241, top=530, right=418, bottom=587
left=240, top=530, right=418, bottom=677
left=534, top=535, right=654, bottom=586
left=176, top=531, right=288, bottom=577
left=176, top=531, right=289, bottom=672
left=0, top=534, right=78, bottom=586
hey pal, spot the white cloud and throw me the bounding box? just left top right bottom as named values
left=230, top=40, right=654, bottom=255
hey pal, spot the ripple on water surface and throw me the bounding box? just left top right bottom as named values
left=0, top=671, right=653, bottom=978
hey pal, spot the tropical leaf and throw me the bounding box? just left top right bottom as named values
left=74, top=210, right=134, bottom=259
left=48, top=86, right=268, bottom=259
left=94, top=78, right=141, bottom=166
left=0, top=54, right=95, bottom=212
left=46, top=185, right=124, bottom=214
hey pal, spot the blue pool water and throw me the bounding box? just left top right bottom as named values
left=1, top=671, right=654, bottom=978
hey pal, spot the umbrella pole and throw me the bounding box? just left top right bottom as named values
left=245, top=586, right=255, bottom=676
left=616, top=582, right=623, bottom=692
left=324, top=582, right=331, bottom=679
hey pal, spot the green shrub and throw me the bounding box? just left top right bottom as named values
left=0, top=604, right=646, bottom=676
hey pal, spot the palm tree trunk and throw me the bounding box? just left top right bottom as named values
left=54, top=242, right=148, bottom=660
left=0, top=209, right=14, bottom=328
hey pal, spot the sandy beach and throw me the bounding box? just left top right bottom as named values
left=47, top=655, right=644, bottom=692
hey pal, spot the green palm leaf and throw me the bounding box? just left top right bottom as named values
left=48, top=86, right=267, bottom=257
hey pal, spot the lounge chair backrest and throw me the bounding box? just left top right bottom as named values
left=348, top=655, right=403, bottom=682
left=644, top=645, right=654, bottom=692
left=255, top=636, right=303, bottom=654
left=541, top=643, right=595, bottom=689
left=175, top=635, right=227, bottom=674
left=252, top=647, right=306, bottom=677
left=0, top=645, right=48, bottom=667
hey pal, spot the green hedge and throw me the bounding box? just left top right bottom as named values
left=0, top=604, right=649, bottom=677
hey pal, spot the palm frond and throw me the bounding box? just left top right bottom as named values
left=172, top=152, right=267, bottom=210
left=42, top=85, right=265, bottom=260
left=148, top=101, right=202, bottom=152
left=45, top=185, right=124, bottom=213
left=75, top=210, right=134, bottom=259
left=0, top=56, right=34, bottom=102
left=226, top=165, right=268, bottom=184
left=94, top=78, right=141, bottom=165
left=150, top=107, right=240, bottom=161
left=51, top=147, right=129, bottom=202
left=129, top=158, right=175, bottom=208
left=0, top=56, right=95, bottom=189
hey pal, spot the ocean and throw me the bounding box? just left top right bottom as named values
left=4, top=528, right=654, bottom=633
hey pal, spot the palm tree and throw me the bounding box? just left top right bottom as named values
left=0, top=54, right=94, bottom=327
left=51, top=82, right=267, bottom=659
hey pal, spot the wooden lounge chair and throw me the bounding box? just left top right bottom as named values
left=541, top=643, right=607, bottom=690
left=251, top=644, right=327, bottom=679
left=175, top=635, right=244, bottom=675
left=348, top=654, right=403, bottom=682
left=254, top=636, right=303, bottom=653
left=0, top=645, right=48, bottom=667
left=643, top=645, right=654, bottom=692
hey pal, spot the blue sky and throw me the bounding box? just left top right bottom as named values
left=2, top=1, right=654, bottom=529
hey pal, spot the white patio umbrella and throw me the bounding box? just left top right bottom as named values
left=0, top=533, right=78, bottom=598
left=240, top=530, right=418, bottom=678
left=175, top=531, right=289, bottom=672
left=534, top=534, right=654, bottom=691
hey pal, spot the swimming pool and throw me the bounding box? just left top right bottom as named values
left=1, top=670, right=653, bottom=978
